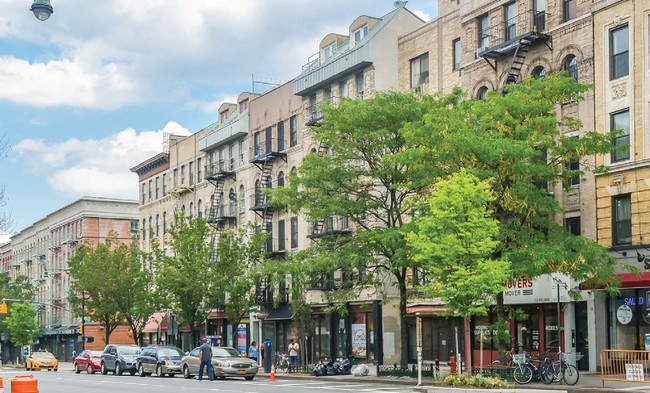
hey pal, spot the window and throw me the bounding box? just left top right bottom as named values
left=291, top=217, right=298, bottom=249
left=155, top=214, right=159, bottom=237
left=155, top=177, right=159, bottom=199
left=239, top=185, right=245, bottom=212
left=228, top=188, right=236, bottom=215
left=533, top=0, right=546, bottom=31
left=504, top=2, right=516, bottom=42
left=613, top=195, right=632, bottom=246
left=354, top=25, right=368, bottom=43
left=239, top=99, right=248, bottom=113
left=239, top=139, right=246, bottom=165
left=611, top=109, right=630, bottom=162
left=290, top=115, right=298, bottom=147
left=197, top=158, right=203, bottom=183
left=141, top=183, right=146, bottom=204
left=277, top=121, right=285, bottom=152
left=219, top=148, right=225, bottom=171
left=477, top=14, right=489, bottom=51
left=172, top=168, right=177, bottom=187
left=180, top=165, right=185, bottom=185
left=197, top=199, right=203, bottom=219
left=563, top=55, right=578, bottom=80
left=356, top=73, right=365, bottom=99
left=278, top=171, right=285, bottom=187
left=162, top=174, right=167, bottom=196
left=563, top=0, right=576, bottom=22
left=189, top=161, right=194, bottom=186
left=254, top=132, right=262, bottom=157
left=566, top=159, right=580, bottom=186
left=532, top=66, right=546, bottom=79
left=278, top=219, right=285, bottom=251
left=142, top=219, right=146, bottom=240
left=339, top=81, right=348, bottom=99
left=324, top=43, right=336, bottom=60
left=452, top=39, right=461, bottom=70
left=610, top=25, right=629, bottom=80
left=189, top=202, right=194, bottom=218
left=229, top=144, right=235, bottom=170
left=477, top=86, right=489, bottom=101
left=410, top=53, right=429, bottom=89
left=565, top=216, right=580, bottom=236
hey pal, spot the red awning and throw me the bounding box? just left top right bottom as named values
left=617, top=272, right=650, bottom=288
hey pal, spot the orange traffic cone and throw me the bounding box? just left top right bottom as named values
left=269, top=364, right=276, bottom=382
left=0, top=377, right=4, bottom=393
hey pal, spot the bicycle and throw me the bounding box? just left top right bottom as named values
left=540, top=351, right=579, bottom=385
left=491, top=347, right=516, bottom=367
left=512, top=351, right=549, bottom=384
left=275, top=353, right=290, bottom=373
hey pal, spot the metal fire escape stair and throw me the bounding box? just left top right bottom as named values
left=206, top=174, right=229, bottom=264
left=502, top=39, right=531, bottom=93
left=256, top=158, right=274, bottom=232
left=308, top=143, right=329, bottom=239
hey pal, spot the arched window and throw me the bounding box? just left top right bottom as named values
left=278, top=171, right=285, bottom=188
left=189, top=202, right=194, bottom=218
left=477, top=86, right=489, bottom=101
left=155, top=214, right=159, bottom=236
left=228, top=188, right=236, bottom=215
left=239, top=185, right=245, bottom=212
left=181, top=205, right=186, bottom=216
left=563, top=55, right=578, bottom=80
left=197, top=200, right=203, bottom=219
left=219, top=192, right=225, bottom=216
left=532, top=66, right=546, bottom=79
left=163, top=212, right=167, bottom=233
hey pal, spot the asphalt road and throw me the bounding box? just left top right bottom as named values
left=0, top=368, right=419, bottom=393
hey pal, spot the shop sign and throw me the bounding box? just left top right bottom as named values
left=504, top=273, right=571, bottom=305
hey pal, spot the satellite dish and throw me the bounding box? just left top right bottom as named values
left=394, top=1, right=408, bottom=8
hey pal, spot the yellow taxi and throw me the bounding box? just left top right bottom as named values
left=26, top=350, right=58, bottom=371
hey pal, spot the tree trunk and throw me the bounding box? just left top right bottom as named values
left=496, top=292, right=506, bottom=363
left=398, top=272, right=408, bottom=368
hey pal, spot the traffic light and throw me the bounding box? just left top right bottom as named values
left=79, top=323, right=83, bottom=335
left=0, top=301, right=7, bottom=314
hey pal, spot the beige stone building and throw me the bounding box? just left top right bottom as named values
left=0, top=197, right=138, bottom=361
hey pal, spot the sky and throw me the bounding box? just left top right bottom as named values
left=0, top=0, right=438, bottom=242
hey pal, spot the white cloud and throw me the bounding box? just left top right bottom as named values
left=12, top=122, right=190, bottom=198
left=0, top=232, right=9, bottom=245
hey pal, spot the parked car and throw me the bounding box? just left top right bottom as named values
left=137, top=345, right=183, bottom=377
left=180, top=346, right=258, bottom=380
left=74, top=350, right=103, bottom=374
left=26, top=350, right=58, bottom=371
left=101, top=344, right=141, bottom=376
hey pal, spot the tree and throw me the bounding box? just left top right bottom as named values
left=208, top=223, right=269, bottom=331
left=400, top=72, right=631, bottom=356
left=271, top=91, right=443, bottom=366
left=406, top=169, right=510, bottom=318
left=68, top=237, right=124, bottom=344
left=153, top=213, right=213, bottom=345
left=103, top=242, right=158, bottom=345
left=5, top=302, right=40, bottom=355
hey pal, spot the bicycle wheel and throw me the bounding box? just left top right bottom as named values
left=562, top=364, right=579, bottom=385
left=513, top=364, right=533, bottom=384
left=279, top=361, right=289, bottom=373
left=540, top=364, right=553, bottom=384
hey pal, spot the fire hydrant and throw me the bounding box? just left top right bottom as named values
left=449, top=355, right=457, bottom=375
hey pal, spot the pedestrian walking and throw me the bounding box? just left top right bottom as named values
left=198, top=338, right=214, bottom=381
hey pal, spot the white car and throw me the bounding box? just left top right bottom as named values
left=180, top=346, right=258, bottom=380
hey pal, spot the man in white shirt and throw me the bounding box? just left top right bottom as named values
left=288, top=339, right=300, bottom=365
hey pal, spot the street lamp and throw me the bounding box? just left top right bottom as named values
left=30, top=0, right=53, bottom=21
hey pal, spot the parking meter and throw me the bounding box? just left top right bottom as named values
left=264, top=339, right=272, bottom=373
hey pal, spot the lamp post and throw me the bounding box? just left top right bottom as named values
left=30, top=0, right=53, bottom=21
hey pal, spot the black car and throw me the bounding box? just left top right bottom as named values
left=101, top=344, right=142, bottom=376
left=137, top=345, right=183, bottom=377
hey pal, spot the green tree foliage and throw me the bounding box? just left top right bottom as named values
left=270, top=91, right=442, bottom=366
left=5, top=302, right=40, bottom=351
left=400, top=72, right=631, bottom=355
left=209, top=223, right=269, bottom=329
left=69, top=235, right=126, bottom=344
left=152, top=213, right=213, bottom=342
left=407, top=169, right=510, bottom=318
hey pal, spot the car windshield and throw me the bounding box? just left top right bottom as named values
left=118, top=347, right=141, bottom=355
left=89, top=351, right=103, bottom=357
left=212, top=347, right=241, bottom=357
left=33, top=352, right=55, bottom=359
left=159, top=348, right=183, bottom=357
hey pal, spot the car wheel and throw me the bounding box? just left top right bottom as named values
left=155, top=364, right=163, bottom=377
left=138, top=363, right=146, bottom=377
left=183, top=365, right=192, bottom=379
left=244, top=376, right=254, bottom=381
left=74, top=363, right=80, bottom=374
left=87, top=364, right=94, bottom=374
left=101, top=363, right=108, bottom=375
left=218, top=375, right=225, bottom=380
left=115, top=363, right=123, bottom=376
left=54, top=368, right=58, bottom=372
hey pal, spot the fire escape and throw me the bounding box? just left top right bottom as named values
left=476, top=9, right=551, bottom=92
left=205, top=163, right=236, bottom=264
left=250, top=129, right=287, bottom=307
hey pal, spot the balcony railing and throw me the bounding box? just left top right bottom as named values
left=477, top=10, right=548, bottom=57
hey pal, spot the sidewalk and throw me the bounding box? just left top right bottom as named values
left=257, top=368, right=650, bottom=393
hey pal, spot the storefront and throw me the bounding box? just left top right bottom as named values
left=606, top=273, right=650, bottom=351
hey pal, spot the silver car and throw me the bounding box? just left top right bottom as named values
left=180, top=346, right=258, bottom=380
